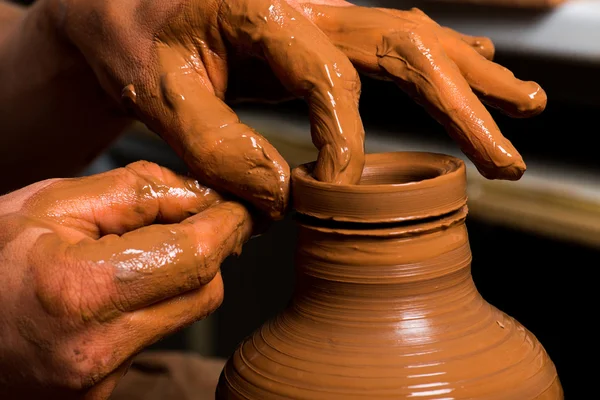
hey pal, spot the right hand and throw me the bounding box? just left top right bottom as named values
left=0, top=161, right=253, bottom=399
left=300, top=2, right=546, bottom=180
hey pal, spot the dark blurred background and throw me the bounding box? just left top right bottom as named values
left=11, top=0, right=599, bottom=397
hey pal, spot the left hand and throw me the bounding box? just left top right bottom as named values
left=0, top=161, right=253, bottom=399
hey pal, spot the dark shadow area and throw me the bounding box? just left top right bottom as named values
left=467, top=217, right=580, bottom=397
left=216, top=214, right=297, bottom=355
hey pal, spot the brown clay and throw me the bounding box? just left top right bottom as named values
left=292, top=151, right=467, bottom=222
left=217, top=152, right=562, bottom=399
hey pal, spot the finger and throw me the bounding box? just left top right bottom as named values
left=221, top=0, right=365, bottom=184
left=82, top=360, right=132, bottom=400
left=25, top=161, right=223, bottom=238
left=439, top=38, right=547, bottom=118
left=445, top=29, right=495, bottom=61
left=67, top=201, right=252, bottom=314
left=139, top=44, right=289, bottom=220
left=78, top=275, right=224, bottom=381
left=365, top=7, right=543, bottom=117
left=118, top=273, right=224, bottom=356
left=376, top=7, right=495, bottom=60
left=406, top=8, right=496, bottom=60
left=377, top=28, right=525, bottom=180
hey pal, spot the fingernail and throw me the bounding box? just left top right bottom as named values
left=515, top=83, right=547, bottom=118
left=188, top=130, right=291, bottom=220
left=479, top=160, right=526, bottom=181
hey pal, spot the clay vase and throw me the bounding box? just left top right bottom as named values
left=216, top=152, right=562, bottom=399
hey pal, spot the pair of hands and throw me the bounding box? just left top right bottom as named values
left=0, top=0, right=545, bottom=398
left=45, top=0, right=544, bottom=218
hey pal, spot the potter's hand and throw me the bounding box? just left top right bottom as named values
left=44, top=0, right=365, bottom=219
left=0, top=161, right=252, bottom=399
left=302, top=2, right=545, bottom=180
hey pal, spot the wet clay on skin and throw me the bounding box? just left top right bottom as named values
left=149, top=0, right=544, bottom=193
left=76, top=0, right=548, bottom=219
left=0, top=162, right=254, bottom=398
left=23, top=164, right=252, bottom=314
left=113, top=0, right=366, bottom=219
left=217, top=152, right=563, bottom=399
left=303, top=2, right=546, bottom=180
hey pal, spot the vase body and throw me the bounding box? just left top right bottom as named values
left=216, top=152, right=562, bottom=399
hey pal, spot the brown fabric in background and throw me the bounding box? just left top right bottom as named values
left=111, top=352, right=225, bottom=400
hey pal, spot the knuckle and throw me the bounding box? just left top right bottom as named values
left=196, top=244, right=217, bottom=286
left=408, top=26, right=438, bottom=47
left=204, top=276, right=225, bottom=314
left=119, top=161, right=168, bottom=208
left=111, top=165, right=139, bottom=188
left=207, top=286, right=224, bottom=313
left=54, top=341, right=114, bottom=391
left=182, top=224, right=219, bottom=287
left=121, top=161, right=168, bottom=191
left=344, top=66, right=361, bottom=97
left=381, top=24, right=429, bottom=48
left=32, top=239, right=80, bottom=318
left=125, top=160, right=165, bottom=179
left=34, top=241, right=114, bottom=322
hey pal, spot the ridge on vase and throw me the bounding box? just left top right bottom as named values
left=216, top=152, right=563, bottom=399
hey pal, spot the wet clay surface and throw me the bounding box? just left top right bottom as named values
left=292, top=152, right=467, bottom=222
left=217, top=152, right=562, bottom=399
left=29, top=0, right=546, bottom=217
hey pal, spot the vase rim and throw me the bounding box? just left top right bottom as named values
left=292, top=151, right=467, bottom=223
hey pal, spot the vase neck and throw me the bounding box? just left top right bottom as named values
left=291, top=211, right=477, bottom=322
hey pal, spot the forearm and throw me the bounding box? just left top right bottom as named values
left=0, top=1, right=131, bottom=193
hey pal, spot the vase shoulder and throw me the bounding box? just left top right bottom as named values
left=219, top=306, right=559, bottom=399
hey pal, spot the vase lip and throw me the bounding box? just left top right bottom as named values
left=292, top=151, right=467, bottom=223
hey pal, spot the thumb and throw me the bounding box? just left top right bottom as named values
left=125, top=43, right=291, bottom=219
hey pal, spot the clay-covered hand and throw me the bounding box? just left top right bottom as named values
left=294, top=1, right=545, bottom=180
left=43, top=0, right=366, bottom=220
left=0, top=161, right=252, bottom=399
left=41, top=0, right=543, bottom=218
